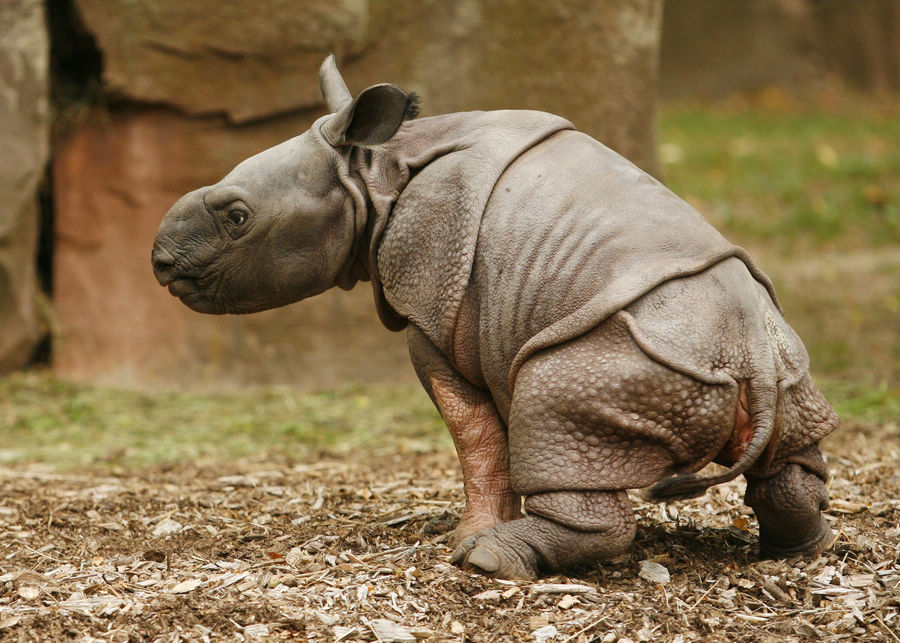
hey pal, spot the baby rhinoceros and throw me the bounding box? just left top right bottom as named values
left=152, top=56, right=838, bottom=580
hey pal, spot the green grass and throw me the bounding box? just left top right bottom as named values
left=658, top=101, right=899, bottom=253
left=819, top=378, right=900, bottom=428
left=0, top=373, right=447, bottom=470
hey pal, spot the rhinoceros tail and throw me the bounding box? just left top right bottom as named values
left=648, top=378, right=777, bottom=502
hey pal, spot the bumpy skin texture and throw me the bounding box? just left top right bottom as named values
left=152, top=57, right=839, bottom=580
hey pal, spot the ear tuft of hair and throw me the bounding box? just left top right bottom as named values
left=404, top=93, right=421, bottom=121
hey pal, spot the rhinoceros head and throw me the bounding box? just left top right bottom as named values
left=151, top=56, right=416, bottom=314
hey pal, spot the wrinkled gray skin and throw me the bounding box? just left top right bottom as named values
left=153, top=56, right=838, bottom=579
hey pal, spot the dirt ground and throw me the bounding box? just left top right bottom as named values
left=0, top=421, right=897, bottom=642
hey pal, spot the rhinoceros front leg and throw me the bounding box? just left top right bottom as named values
left=407, top=326, right=522, bottom=545
left=451, top=490, right=636, bottom=579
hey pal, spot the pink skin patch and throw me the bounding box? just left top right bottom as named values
left=718, top=382, right=756, bottom=466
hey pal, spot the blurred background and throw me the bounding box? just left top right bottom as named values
left=0, top=0, right=897, bottom=465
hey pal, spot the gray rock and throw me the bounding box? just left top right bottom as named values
left=0, top=0, right=49, bottom=373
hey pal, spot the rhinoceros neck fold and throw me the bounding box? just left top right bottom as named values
left=331, top=155, right=373, bottom=291
left=357, top=110, right=575, bottom=336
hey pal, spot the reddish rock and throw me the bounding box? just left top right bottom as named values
left=0, top=0, right=49, bottom=373
left=53, top=108, right=412, bottom=389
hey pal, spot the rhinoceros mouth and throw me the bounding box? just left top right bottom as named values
left=167, top=278, right=200, bottom=299
left=166, top=279, right=223, bottom=314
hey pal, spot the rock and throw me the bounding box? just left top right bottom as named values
left=73, top=0, right=661, bottom=164
left=73, top=0, right=368, bottom=123
left=660, top=0, right=900, bottom=96
left=342, top=0, right=663, bottom=173
left=660, top=0, right=814, bottom=98
left=52, top=1, right=663, bottom=388
left=0, top=0, right=49, bottom=373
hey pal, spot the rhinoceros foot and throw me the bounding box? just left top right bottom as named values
left=451, top=519, right=543, bottom=579
left=745, top=445, right=834, bottom=560
left=759, top=516, right=833, bottom=559
left=451, top=490, right=637, bottom=579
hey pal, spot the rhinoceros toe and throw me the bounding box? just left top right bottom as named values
left=451, top=523, right=541, bottom=580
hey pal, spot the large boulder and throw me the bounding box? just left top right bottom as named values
left=72, top=0, right=369, bottom=123
left=0, top=0, right=49, bottom=373
left=73, top=0, right=662, bottom=170
left=54, top=0, right=663, bottom=388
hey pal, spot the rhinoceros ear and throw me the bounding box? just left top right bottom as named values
left=321, top=83, right=418, bottom=148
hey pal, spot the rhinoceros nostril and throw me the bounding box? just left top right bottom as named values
left=151, top=246, right=177, bottom=284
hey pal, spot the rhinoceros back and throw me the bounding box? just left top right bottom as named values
left=472, top=130, right=775, bottom=399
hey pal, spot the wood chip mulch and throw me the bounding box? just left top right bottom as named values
left=0, top=423, right=897, bottom=642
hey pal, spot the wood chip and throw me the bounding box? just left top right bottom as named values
left=532, top=624, right=560, bottom=641
left=151, top=518, right=183, bottom=538
left=0, top=434, right=895, bottom=640
left=472, top=589, right=502, bottom=602
left=0, top=616, right=21, bottom=629
left=369, top=618, right=416, bottom=642
left=16, top=587, right=39, bottom=600
left=557, top=594, right=579, bottom=609
left=638, top=561, right=671, bottom=585
left=531, top=583, right=596, bottom=595
left=170, top=578, right=203, bottom=594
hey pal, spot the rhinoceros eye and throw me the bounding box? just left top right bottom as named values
left=226, top=209, right=247, bottom=226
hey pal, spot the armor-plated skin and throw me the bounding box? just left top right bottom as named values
left=152, top=57, right=838, bottom=579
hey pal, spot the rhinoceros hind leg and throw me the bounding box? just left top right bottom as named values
left=450, top=490, right=635, bottom=579
left=745, top=447, right=833, bottom=558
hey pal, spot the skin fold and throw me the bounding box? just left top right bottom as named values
left=152, top=56, right=839, bottom=580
